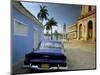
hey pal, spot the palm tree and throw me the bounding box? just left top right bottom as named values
left=37, top=5, right=49, bottom=24
left=45, top=18, right=58, bottom=40
left=54, top=30, right=58, bottom=40
left=45, top=25, right=51, bottom=39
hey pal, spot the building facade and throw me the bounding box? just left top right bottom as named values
left=12, top=1, right=44, bottom=64
left=67, top=24, right=77, bottom=40
left=77, top=5, right=96, bottom=41
left=67, top=5, right=96, bottom=42
left=53, top=33, right=63, bottom=40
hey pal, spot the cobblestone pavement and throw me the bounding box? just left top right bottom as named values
left=64, top=40, right=96, bottom=70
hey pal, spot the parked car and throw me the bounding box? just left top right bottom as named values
left=23, top=40, right=67, bottom=70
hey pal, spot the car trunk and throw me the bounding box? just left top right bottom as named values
left=24, top=48, right=66, bottom=67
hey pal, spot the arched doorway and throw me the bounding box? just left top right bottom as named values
left=88, top=21, right=93, bottom=39
left=79, top=24, right=82, bottom=39
left=88, top=6, right=92, bottom=12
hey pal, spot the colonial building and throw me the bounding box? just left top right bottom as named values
left=67, top=5, right=96, bottom=42
left=67, top=24, right=77, bottom=40
left=44, top=32, right=63, bottom=40
left=77, top=5, right=96, bottom=41
left=12, top=1, right=44, bottom=64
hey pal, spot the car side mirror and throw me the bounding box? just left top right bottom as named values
left=33, top=48, right=38, bottom=51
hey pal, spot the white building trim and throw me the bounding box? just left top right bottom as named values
left=14, top=18, right=28, bottom=36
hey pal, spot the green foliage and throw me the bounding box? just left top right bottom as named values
left=45, top=18, right=58, bottom=40
left=37, top=5, right=49, bottom=24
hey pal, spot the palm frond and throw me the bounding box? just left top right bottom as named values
left=37, top=5, right=49, bottom=24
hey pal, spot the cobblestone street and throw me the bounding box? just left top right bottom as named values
left=64, top=40, right=96, bottom=70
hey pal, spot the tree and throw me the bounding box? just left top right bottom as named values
left=45, top=25, right=51, bottom=39
left=45, top=18, right=58, bottom=40
left=54, top=30, right=58, bottom=40
left=37, top=5, right=49, bottom=24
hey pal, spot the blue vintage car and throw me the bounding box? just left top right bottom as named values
left=23, top=40, right=67, bottom=70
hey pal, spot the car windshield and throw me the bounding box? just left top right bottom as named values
left=40, top=41, right=63, bottom=49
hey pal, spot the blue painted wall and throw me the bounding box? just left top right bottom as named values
left=12, top=7, right=43, bottom=64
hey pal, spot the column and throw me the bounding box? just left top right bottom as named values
left=77, top=24, right=80, bottom=40
left=92, top=21, right=96, bottom=41
left=84, top=22, right=88, bottom=40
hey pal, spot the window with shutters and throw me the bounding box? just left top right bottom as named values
left=14, top=19, right=28, bottom=36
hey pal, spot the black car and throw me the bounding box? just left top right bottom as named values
left=23, top=40, right=67, bottom=70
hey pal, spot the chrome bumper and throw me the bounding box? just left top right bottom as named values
left=22, top=65, right=68, bottom=70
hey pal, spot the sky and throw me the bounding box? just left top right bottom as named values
left=21, top=2, right=81, bottom=33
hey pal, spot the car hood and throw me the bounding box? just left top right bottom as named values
left=33, top=48, right=64, bottom=55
